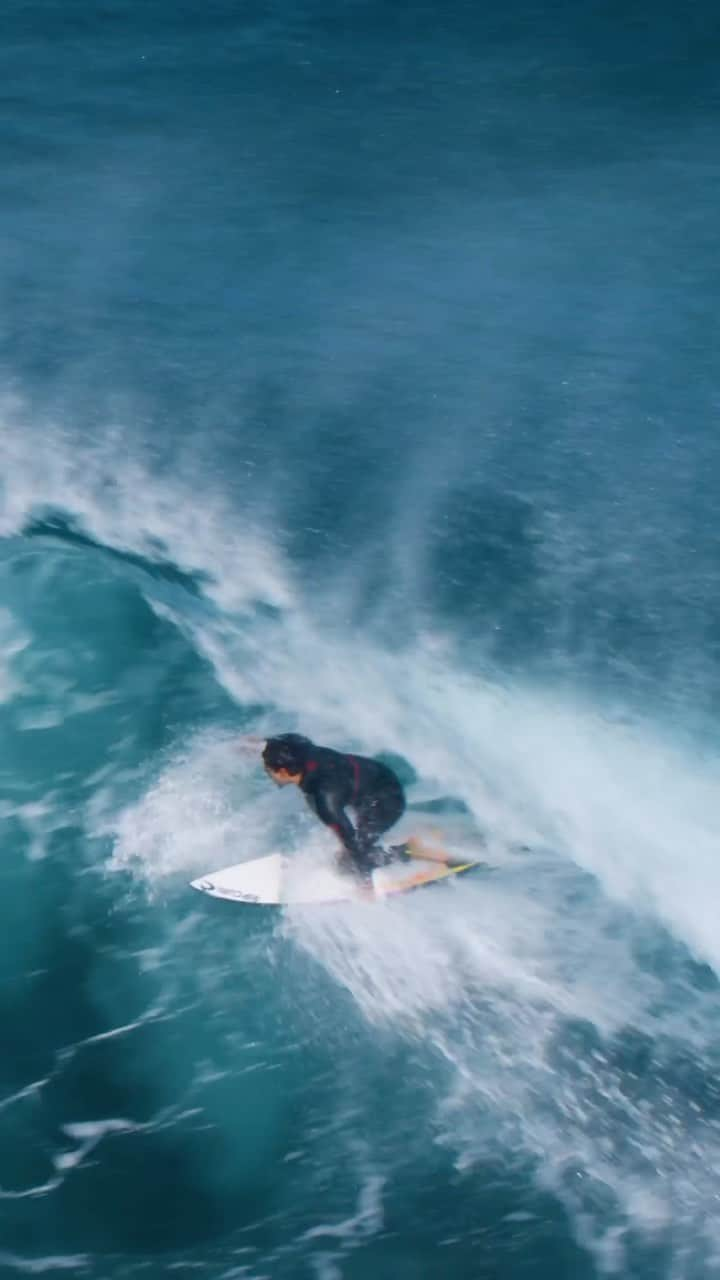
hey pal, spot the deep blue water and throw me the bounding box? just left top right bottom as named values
left=2, top=2, right=720, bottom=1277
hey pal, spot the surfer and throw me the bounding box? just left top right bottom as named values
left=259, top=733, right=452, bottom=881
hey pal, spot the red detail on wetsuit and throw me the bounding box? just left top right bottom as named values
left=305, top=759, right=318, bottom=772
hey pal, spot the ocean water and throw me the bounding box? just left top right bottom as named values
left=1, top=1, right=720, bottom=1276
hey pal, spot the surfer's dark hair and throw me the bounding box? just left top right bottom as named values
left=262, top=733, right=313, bottom=773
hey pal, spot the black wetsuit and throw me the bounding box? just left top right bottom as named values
left=299, top=746, right=405, bottom=878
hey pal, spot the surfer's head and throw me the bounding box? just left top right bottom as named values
left=262, top=733, right=312, bottom=785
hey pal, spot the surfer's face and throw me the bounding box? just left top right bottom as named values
left=265, top=765, right=301, bottom=787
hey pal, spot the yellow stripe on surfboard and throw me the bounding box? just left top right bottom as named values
left=379, top=860, right=478, bottom=897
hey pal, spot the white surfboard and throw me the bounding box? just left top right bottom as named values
left=190, top=851, right=482, bottom=906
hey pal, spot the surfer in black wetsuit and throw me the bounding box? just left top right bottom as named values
left=260, top=733, right=451, bottom=881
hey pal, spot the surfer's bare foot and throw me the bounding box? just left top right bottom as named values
left=405, top=836, right=451, bottom=865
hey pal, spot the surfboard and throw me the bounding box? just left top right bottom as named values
left=190, top=851, right=483, bottom=906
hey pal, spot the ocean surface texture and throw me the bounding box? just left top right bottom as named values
left=1, top=2, right=719, bottom=1277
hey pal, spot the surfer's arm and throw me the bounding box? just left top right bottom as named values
left=309, top=787, right=363, bottom=857
left=404, top=835, right=452, bottom=865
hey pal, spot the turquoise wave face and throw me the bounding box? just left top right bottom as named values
left=1, top=488, right=720, bottom=1279
left=2, top=0, right=720, bottom=1275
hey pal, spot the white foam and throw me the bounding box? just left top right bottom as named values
left=104, top=731, right=285, bottom=884
left=302, top=1174, right=385, bottom=1243
left=54, top=1119, right=134, bottom=1172
left=0, top=397, right=295, bottom=614
left=0, top=1254, right=90, bottom=1275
